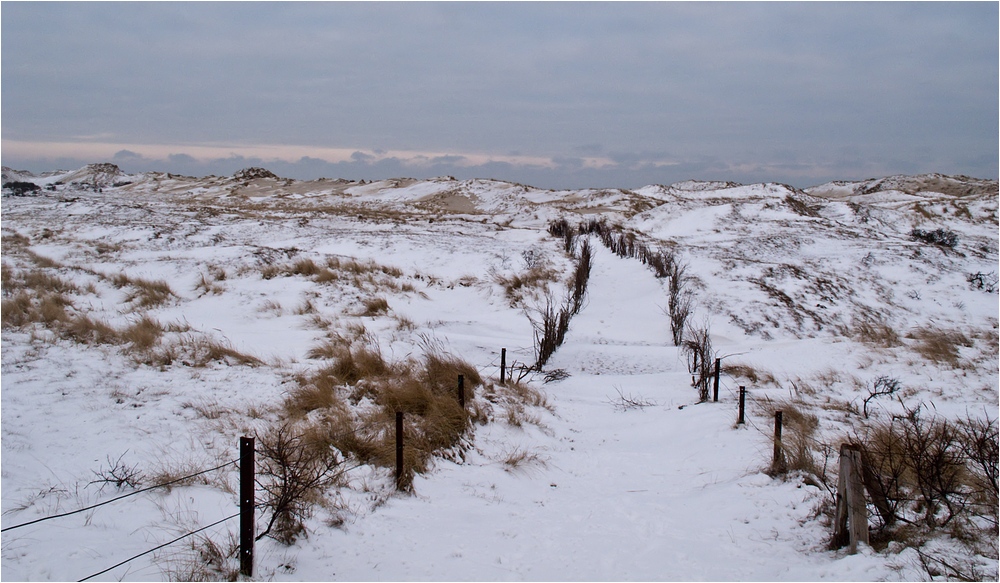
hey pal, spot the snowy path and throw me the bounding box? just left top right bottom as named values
left=285, top=243, right=893, bottom=581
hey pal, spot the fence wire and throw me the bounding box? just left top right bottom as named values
left=2, top=459, right=238, bottom=533
left=76, top=512, right=240, bottom=582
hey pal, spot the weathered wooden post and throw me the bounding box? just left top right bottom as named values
left=500, top=348, right=507, bottom=384
left=737, top=386, right=746, bottom=425
left=834, top=444, right=868, bottom=553
left=713, top=358, right=721, bottom=402
left=395, top=412, right=404, bottom=490
left=458, top=374, right=465, bottom=409
left=239, top=436, right=254, bottom=577
left=772, top=411, right=785, bottom=472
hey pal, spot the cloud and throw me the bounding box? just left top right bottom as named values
left=112, top=149, right=145, bottom=161
left=551, top=157, right=585, bottom=169
left=430, top=155, right=466, bottom=165
left=2, top=2, right=994, bottom=185
left=350, top=151, right=375, bottom=163
left=167, top=153, right=198, bottom=164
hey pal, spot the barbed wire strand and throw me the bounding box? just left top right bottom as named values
left=2, top=459, right=238, bottom=533
left=76, top=512, right=240, bottom=582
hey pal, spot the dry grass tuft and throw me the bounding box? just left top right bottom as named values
left=493, top=264, right=559, bottom=306
left=112, top=273, right=176, bottom=308
left=907, top=327, right=973, bottom=365
left=756, top=397, right=821, bottom=477
left=290, top=258, right=321, bottom=276
left=63, top=314, right=120, bottom=345
left=851, top=314, right=901, bottom=346
left=359, top=296, right=389, bottom=317
left=138, top=336, right=262, bottom=368
left=723, top=363, right=778, bottom=386
left=121, top=315, right=165, bottom=351
left=499, top=445, right=547, bottom=473
left=280, top=339, right=494, bottom=487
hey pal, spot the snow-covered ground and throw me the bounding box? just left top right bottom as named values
left=2, top=165, right=997, bottom=581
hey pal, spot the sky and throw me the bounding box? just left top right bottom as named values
left=2, top=2, right=997, bottom=190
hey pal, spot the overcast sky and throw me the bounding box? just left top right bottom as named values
left=2, top=2, right=997, bottom=189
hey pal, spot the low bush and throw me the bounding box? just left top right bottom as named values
left=910, top=228, right=959, bottom=249
left=254, top=422, right=344, bottom=544
left=681, top=325, right=714, bottom=402
left=967, top=271, right=999, bottom=293
left=852, top=405, right=998, bottom=534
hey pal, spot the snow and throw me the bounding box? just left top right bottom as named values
left=2, top=169, right=997, bottom=581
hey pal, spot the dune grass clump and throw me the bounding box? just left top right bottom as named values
left=110, top=273, right=176, bottom=309
left=906, top=326, right=973, bottom=366
left=360, top=296, right=389, bottom=317
left=849, top=313, right=901, bottom=347
left=755, top=397, right=822, bottom=478
left=282, top=339, right=491, bottom=489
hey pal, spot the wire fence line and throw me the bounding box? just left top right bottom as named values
left=76, top=512, right=240, bottom=582
left=1, top=459, right=239, bottom=533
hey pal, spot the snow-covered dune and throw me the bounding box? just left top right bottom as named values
left=2, top=167, right=997, bottom=581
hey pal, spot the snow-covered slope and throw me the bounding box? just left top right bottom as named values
left=2, top=167, right=997, bottom=581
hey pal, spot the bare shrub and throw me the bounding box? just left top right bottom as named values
left=852, top=420, right=910, bottom=530
left=863, top=375, right=901, bottom=419
left=548, top=218, right=576, bottom=253
left=607, top=386, right=657, bottom=411
left=681, top=325, right=714, bottom=402
left=667, top=261, right=692, bottom=346
left=568, top=238, right=592, bottom=315
left=90, top=452, right=144, bottom=491
left=856, top=405, right=972, bottom=530
left=255, top=423, right=344, bottom=544
left=958, top=412, right=999, bottom=514
left=531, top=295, right=571, bottom=369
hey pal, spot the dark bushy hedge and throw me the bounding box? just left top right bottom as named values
left=3, top=181, right=41, bottom=196
left=911, top=228, right=959, bottom=248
